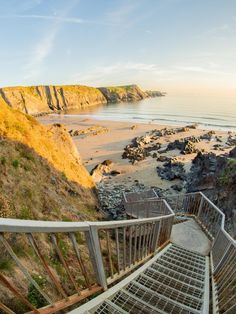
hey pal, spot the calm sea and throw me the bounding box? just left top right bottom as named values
left=62, top=95, right=236, bottom=131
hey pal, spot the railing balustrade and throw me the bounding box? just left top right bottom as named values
left=0, top=192, right=234, bottom=314
left=165, top=191, right=235, bottom=314
left=0, top=200, right=174, bottom=313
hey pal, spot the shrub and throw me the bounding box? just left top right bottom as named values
left=27, top=275, right=47, bottom=308
left=0, top=258, right=13, bottom=271
left=19, top=207, right=33, bottom=220
left=21, top=150, right=35, bottom=162
left=0, top=156, right=6, bottom=165
left=12, top=159, right=19, bottom=168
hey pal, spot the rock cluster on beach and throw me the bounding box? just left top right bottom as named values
left=122, top=126, right=199, bottom=164
left=69, top=125, right=108, bottom=137
left=90, top=160, right=121, bottom=183
left=122, top=134, right=161, bottom=163
left=97, top=182, right=163, bottom=219
left=166, top=137, right=201, bottom=154
left=157, top=159, right=186, bottom=181
left=122, top=126, right=236, bottom=165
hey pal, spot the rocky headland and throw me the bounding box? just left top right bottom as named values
left=0, top=84, right=163, bottom=115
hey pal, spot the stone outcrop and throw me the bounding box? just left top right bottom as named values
left=187, top=149, right=236, bottom=228
left=90, top=160, right=113, bottom=183
left=157, top=159, right=186, bottom=181
left=69, top=125, right=108, bottom=137
left=145, top=90, right=165, bottom=97
left=166, top=137, right=201, bottom=154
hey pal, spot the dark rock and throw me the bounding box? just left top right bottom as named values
left=171, top=184, right=183, bottom=191
left=110, top=170, right=121, bottom=176
left=157, top=159, right=186, bottom=181
left=166, top=137, right=200, bottom=155
left=226, top=135, right=236, bottom=146
left=215, top=136, right=223, bottom=142
left=157, top=155, right=170, bottom=162
left=97, top=183, right=163, bottom=219
left=200, top=131, right=215, bottom=141
left=186, top=151, right=236, bottom=235
left=229, top=147, right=236, bottom=158
left=186, top=124, right=198, bottom=129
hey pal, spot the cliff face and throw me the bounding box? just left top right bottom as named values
left=0, top=84, right=163, bottom=116
left=0, top=99, right=99, bottom=220
left=99, top=84, right=148, bottom=103
left=187, top=151, right=236, bottom=235
left=0, top=85, right=107, bottom=115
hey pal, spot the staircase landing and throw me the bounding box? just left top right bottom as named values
left=171, top=218, right=211, bottom=256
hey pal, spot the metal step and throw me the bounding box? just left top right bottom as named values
left=73, top=243, right=209, bottom=314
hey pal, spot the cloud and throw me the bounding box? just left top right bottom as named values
left=72, top=62, right=176, bottom=86
left=206, top=24, right=230, bottom=35
left=199, top=23, right=232, bottom=40
left=106, top=2, right=136, bottom=24
left=0, top=14, right=85, bottom=24
left=23, top=1, right=80, bottom=80
left=174, top=65, right=233, bottom=76
left=24, top=23, right=59, bottom=79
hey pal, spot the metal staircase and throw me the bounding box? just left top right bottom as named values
left=74, top=243, right=209, bottom=314
left=0, top=192, right=235, bottom=314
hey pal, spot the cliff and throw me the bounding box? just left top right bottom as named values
left=0, top=84, right=163, bottom=115
left=0, top=100, right=102, bottom=310
left=0, top=85, right=107, bottom=115
left=98, top=84, right=148, bottom=103
left=0, top=99, right=99, bottom=221
left=187, top=150, right=236, bottom=235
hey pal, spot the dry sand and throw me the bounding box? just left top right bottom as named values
left=38, top=115, right=234, bottom=191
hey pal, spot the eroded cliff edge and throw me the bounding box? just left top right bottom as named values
left=0, top=84, right=163, bottom=115
left=0, top=85, right=107, bottom=115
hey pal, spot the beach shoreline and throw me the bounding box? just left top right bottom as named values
left=38, top=115, right=234, bottom=190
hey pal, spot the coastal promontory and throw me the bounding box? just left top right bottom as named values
left=0, top=84, right=163, bottom=115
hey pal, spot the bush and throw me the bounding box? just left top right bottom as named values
left=21, top=150, right=35, bottom=162
left=0, top=258, right=13, bottom=271
left=27, top=275, right=48, bottom=308
left=0, top=156, right=6, bottom=165
left=19, top=207, right=33, bottom=220
left=12, top=159, right=19, bottom=168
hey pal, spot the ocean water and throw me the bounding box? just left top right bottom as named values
left=63, top=95, right=236, bottom=131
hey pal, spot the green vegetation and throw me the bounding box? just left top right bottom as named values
left=19, top=206, right=33, bottom=220
left=58, top=238, right=70, bottom=256
left=105, top=85, right=136, bottom=93
left=0, top=257, right=13, bottom=271
left=27, top=275, right=48, bottom=308
left=219, top=159, right=236, bottom=185
left=12, top=159, right=19, bottom=168
left=20, top=149, right=35, bottom=162
left=0, top=156, right=6, bottom=165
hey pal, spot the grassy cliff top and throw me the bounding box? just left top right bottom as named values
left=0, top=99, right=99, bottom=221
left=0, top=99, right=95, bottom=189
left=99, top=84, right=141, bottom=92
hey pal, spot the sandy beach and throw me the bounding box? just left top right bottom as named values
left=38, top=115, right=234, bottom=191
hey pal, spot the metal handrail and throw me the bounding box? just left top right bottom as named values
left=164, top=191, right=235, bottom=314
left=0, top=198, right=174, bottom=314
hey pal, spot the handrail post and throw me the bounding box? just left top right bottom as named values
left=85, top=226, right=107, bottom=290
left=197, top=194, right=204, bottom=218
left=151, top=220, right=161, bottom=252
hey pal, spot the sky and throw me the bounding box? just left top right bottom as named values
left=0, top=0, right=236, bottom=95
